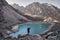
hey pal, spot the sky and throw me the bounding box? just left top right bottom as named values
left=6, top=0, right=60, bottom=8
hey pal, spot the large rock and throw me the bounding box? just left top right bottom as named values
left=18, top=34, right=45, bottom=40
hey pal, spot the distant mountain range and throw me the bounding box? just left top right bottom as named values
left=12, top=3, right=29, bottom=14
left=12, top=2, right=60, bottom=22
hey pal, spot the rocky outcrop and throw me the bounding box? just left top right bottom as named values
left=40, top=22, right=60, bottom=40
left=17, top=34, right=46, bottom=40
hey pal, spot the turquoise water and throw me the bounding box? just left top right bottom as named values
left=10, top=23, right=51, bottom=37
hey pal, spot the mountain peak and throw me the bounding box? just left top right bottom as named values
left=12, top=3, right=24, bottom=8
left=25, top=2, right=60, bottom=22
left=42, top=3, right=53, bottom=7
left=31, top=2, right=40, bottom=6
left=13, top=3, right=19, bottom=6
left=32, top=2, right=40, bottom=4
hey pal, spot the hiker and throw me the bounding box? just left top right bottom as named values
left=27, top=27, right=30, bottom=34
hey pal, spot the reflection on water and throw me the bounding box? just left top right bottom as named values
left=10, top=23, right=51, bottom=37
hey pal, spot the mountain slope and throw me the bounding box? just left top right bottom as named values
left=0, top=0, right=30, bottom=36
left=25, top=2, right=60, bottom=22
left=12, top=2, right=60, bottom=22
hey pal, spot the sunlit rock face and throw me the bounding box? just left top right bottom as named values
left=0, top=0, right=30, bottom=36
left=43, top=17, right=58, bottom=22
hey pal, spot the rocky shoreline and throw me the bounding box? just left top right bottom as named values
left=0, top=22, right=60, bottom=40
